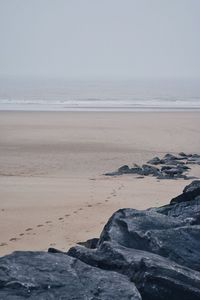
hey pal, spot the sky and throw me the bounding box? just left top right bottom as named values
left=0, top=0, right=200, bottom=80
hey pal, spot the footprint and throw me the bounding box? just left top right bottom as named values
left=87, top=204, right=92, bottom=207
left=50, top=243, right=56, bottom=246
left=19, top=233, right=24, bottom=236
left=0, top=242, right=7, bottom=246
left=45, top=221, right=52, bottom=224
left=25, top=228, right=33, bottom=232
left=58, top=217, right=63, bottom=220
left=37, top=224, right=44, bottom=227
left=65, top=214, right=70, bottom=217
left=9, top=237, right=19, bottom=242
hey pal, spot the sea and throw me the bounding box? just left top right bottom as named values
left=0, top=78, right=200, bottom=111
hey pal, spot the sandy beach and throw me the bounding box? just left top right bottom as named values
left=0, top=111, right=200, bottom=256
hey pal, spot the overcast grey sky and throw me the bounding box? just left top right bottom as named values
left=0, top=0, right=200, bottom=80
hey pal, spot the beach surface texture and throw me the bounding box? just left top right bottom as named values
left=0, top=111, right=200, bottom=256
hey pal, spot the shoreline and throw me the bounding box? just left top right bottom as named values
left=1, top=107, right=200, bottom=112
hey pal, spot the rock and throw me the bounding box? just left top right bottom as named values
left=161, top=153, right=187, bottom=166
left=147, top=156, right=163, bottom=165
left=141, top=164, right=160, bottom=176
left=155, top=197, right=200, bottom=225
left=0, top=251, right=141, bottom=300
left=183, top=180, right=200, bottom=193
left=129, top=166, right=143, bottom=175
left=104, top=152, right=199, bottom=180
left=118, top=165, right=131, bottom=174
left=187, top=156, right=200, bottom=165
left=104, top=171, right=119, bottom=176
left=48, top=247, right=64, bottom=253
left=156, top=173, right=176, bottom=180
left=163, top=153, right=179, bottom=160
left=95, top=208, right=200, bottom=271
left=163, top=167, right=184, bottom=176
left=77, top=238, right=99, bottom=249
left=68, top=185, right=200, bottom=299
left=68, top=242, right=200, bottom=300
left=179, top=152, right=188, bottom=157
left=170, top=187, right=200, bottom=205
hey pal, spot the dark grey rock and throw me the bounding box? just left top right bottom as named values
left=104, top=151, right=200, bottom=180
left=68, top=186, right=200, bottom=299
left=118, top=165, right=131, bottom=174
left=170, top=187, right=200, bottom=205
left=48, top=247, right=64, bottom=254
left=186, top=154, right=200, bottom=165
left=104, top=171, right=119, bottom=176
left=147, top=156, right=163, bottom=165
left=129, top=166, right=143, bottom=175
left=104, top=165, right=143, bottom=176
left=95, top=208, right=200, bottom=271
left=0, top=251, right=141, bottom=300
left=141, top=164, right=160, bottom=176
left=68, top=242, right=200, bottom=300
left=154, top=197, right=200, bottom=225
left=77, top=238, right=99, bottom=249
left=163, top=153, right=179, bottom=160
left=179, top=152, right=188, bottom=157
left=183, top=180, right=200, bottom=193
left=162, top=167, right=184, bottom=176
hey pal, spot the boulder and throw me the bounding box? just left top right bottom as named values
left=0, top=251, right=141, bottom=300
left=68, top=185, right=200, bottom=299
left=77, top=238, right=99, bottom=249
left=141, top=164, right=160, bottom=176
left=186, top=155, right=200, bottom=165
left=95, top=208, right=200, bottom=271
left=68, top=242, right=200, bottom=300
left=147, top=156, right=163, bottom=165
left=163, top=153, right=179, bottom=160
left=183, top=180, right=200, bottom=193
left=118, top=165, right=131, bottom=174
left=170, top=187, right=200, bottom=205
left=179, top=152, right=188, bottom=157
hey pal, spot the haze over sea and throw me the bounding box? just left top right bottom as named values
left=0, top=78, right=200, bottom=111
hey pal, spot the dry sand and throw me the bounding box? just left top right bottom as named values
left=0, top=111, right=200, bottom=256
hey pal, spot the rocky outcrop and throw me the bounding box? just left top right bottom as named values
left=68, top=181, right=200, bottom=300
left=0, top=251, right=141, bottom=300
left=1, top=180, right=200, bottom=299
left=68, top=242, right=200, bottom=300
left=105, top=152, right=200, bottom=180
left=183, top=180, right=200, bottom=193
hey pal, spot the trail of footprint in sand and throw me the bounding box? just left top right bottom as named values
left=104, top=182, right=125, bottom=202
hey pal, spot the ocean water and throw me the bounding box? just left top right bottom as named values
left=0, top=78, right=200, bottom=111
